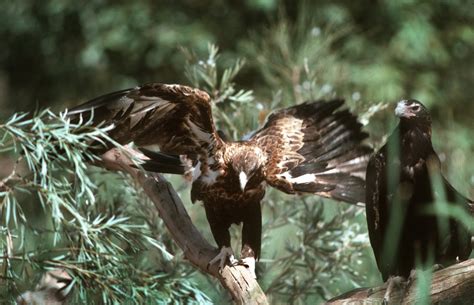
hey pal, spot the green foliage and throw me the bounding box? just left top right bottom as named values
left=0, top=111, right=210, bottom=304
left=182, top=44, right=257, bottom=140
left=0, top=1, right=276, bottom=112
left=0, top=1, right=473, bottom=304
left=261, top=200, right=368, bottom=304
left=244, top=13, right=350, bottom=105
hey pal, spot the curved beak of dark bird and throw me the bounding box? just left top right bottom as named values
left=239, top=172, right=248, bottom=192
left=395, top=99, right=416, bottom=118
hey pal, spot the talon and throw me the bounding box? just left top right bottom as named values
left=383, top=276, right=406, bottom=304
left=208, top=247, right=236, bottom=270
left=367, top=285, right=384, bottom=298
left=433, top=263, right=444, bottom=271
left=236, top=257, right=256, bottom=279
left=407, top=269, right=417, bottom=288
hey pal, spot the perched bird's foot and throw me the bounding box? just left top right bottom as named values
left=406, top=264, right=444, bottom=289
left=366, top=285, right=384, bottom=299
left=207, top=246, right=237, bottom=270
left=234, top=257, right=256, bottom=279
left=433, top=263, right=444, bottom=271
left=406, top=269, right=417, bottom=288
left=383, top=276, right=406, bottom=305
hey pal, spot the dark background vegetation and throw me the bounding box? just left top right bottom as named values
left=0, top=1, right=473, bottom=304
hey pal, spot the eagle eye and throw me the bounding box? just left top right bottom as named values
left=412, top=105, right=420, bottom=112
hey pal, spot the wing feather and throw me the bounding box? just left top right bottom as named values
left=251, top=99, right=371, bottom=204
left=67, top=83, right=222, bottom=158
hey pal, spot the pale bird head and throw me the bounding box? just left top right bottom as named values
left=395, top=99, right=431, bottom=123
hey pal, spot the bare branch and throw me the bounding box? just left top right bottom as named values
left=326, top=258, right=474, bottom=305
left=100, top=147, right=268, bottom=305
left=16, top=270, right=73, bottom=305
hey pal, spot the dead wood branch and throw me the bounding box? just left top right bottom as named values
left=326, top=258, right=474, bottom=305
left=100, top=148, right=268, bottom=305
left=16, top=269, right=73, bottom=305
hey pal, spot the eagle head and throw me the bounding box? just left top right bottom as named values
left=230, top=148, right=265, bottom=192
left=395, top=99, right=431, bottom=123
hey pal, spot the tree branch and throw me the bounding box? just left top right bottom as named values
left=326, top=258, right=474, bottom=305
left=100, top=148, right=268, bottom=305
left=16, top=269, right=73, bottom=305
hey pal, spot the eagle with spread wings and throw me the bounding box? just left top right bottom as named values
left=68, top=83, right=372, bottom=277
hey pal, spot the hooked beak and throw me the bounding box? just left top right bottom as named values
left=395, top=100, right=415, bottom=118
left=239, top=172, right=248, bottom=191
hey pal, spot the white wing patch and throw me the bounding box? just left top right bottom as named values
left=314, top=167, right=341, bottom=175
left=333, top=156, right=366, bottom=166
left=279, top=172, right=317, bottom=184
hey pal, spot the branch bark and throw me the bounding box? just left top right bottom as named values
left=326, top=258, right=474, bottom=305
left=16, top=269, right=73, bottom=305
left=100, top=148, right=268, bottom=305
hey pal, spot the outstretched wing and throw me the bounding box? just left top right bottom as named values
left=68, top=83, right=222, bottom=157
left=251, top=99, right=372, bottom=204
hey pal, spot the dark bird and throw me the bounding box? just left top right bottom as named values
left=365, top=99, right=473, bottom=298
left=68, top=83, right=372, bottom=277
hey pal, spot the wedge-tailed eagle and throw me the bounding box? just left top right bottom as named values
left=365, top=99, right=473, bottom=292
left=68, top=83, right=372, bottom=277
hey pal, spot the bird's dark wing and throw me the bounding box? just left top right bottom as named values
left=442, top=175, right=474, bottom=209
left=137, top=149, right=187, bottom=175
left=441, top=175, right=474, bottom=259
left=67, top=83, right=222, bottom=157
left=365, top=150, right=388, bottom=278
left=251, top=99, right=372, bottom=204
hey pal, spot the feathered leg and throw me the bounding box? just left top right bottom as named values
left=239, top=201, right=262, bottom=278
left=204, top=205, right=237, bottom=269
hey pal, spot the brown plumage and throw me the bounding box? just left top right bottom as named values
left=365, top=99, right=472, bottom=283
left=69, top=83, right=372, bottom=276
